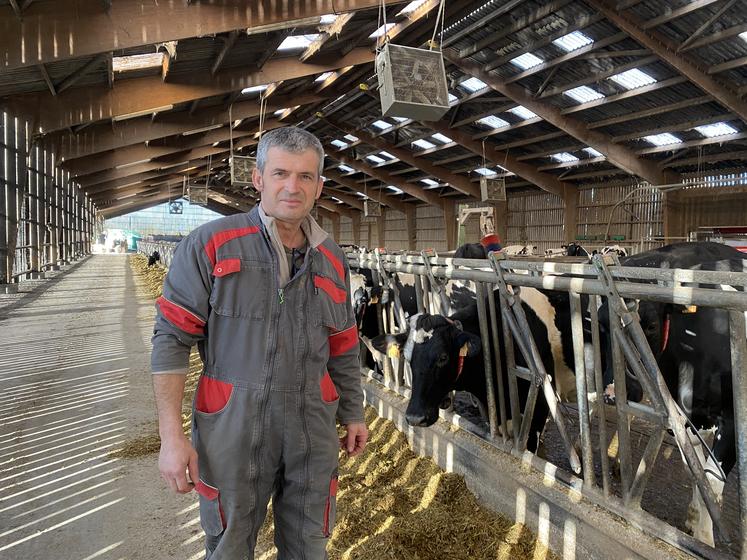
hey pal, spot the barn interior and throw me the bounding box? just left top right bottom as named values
left=1, top=1, right=747, bottom=560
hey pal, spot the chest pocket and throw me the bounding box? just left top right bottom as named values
left=210, top=258, right=271, bottom=320
left=313, top=273, right=349, bottom=331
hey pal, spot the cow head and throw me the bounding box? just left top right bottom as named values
left=371, top=314, right=481, bottom=427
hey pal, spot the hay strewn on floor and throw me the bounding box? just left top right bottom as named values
left=127, top=254, right=557, bottom=559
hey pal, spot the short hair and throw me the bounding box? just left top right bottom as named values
left=255, top=127, right=325, bottom=176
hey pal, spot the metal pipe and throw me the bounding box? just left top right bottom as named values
left=570, top=291, right=595, bottom=488
left=729, top=310, right=747, bottom=559
left=589, top=295, right=611, bottom=496
left=487, top=287, right=508, bottom=444
left=475, top=282, right=499, bottom=439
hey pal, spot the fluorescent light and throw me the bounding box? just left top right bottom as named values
left=584, top=147, right=604, bottom=157
left=112, top=53, right=164, bottom=72
left=344, top=134, right=359, bottom=142
left=366, top=154, right=386, bottom=164
left=431, top=133, right=452, bottom=143
left=398, top=0, right=428, bottom=15
left=331, top=139, right=348, bottom=149
left=355, top=191, right=367, bottom=198
left=242, top=84, right=268, bottom=94
left=643, top=133, right=681, bottom=146
left=412, top=139, right=436, bottom=149
left=319, top=14, right=338, bottom=25
left=379, top=151, right=396, bottom=159
left=564, top=85, right=605, bottom=103
left=387, top=185, right=403, bottom=194
left=460, top=77, right=488, bottom=92
left=477, top=115, right=509, bottom=129
left=112, top=105, right=173, bottom=121
left=510, top=52, right=543, bottom=70
left=474, top=167, right=495, bottom=176
left=370, top=23, right=395, bottom=39
left=740, top=31, right=747, bottom=43
left=421, top=178, right=439, bottom=187
left=338, top=164, right=355, bottom=173
left=115, top=158, right=150, bottom=169
left=273, top=109, right=288, bottom=116
left=182, top=124, right=222, bottom=135
left=212, top=142, right=221, bottom=147
left=315, top=72, right=333, bottom=83
left=330, top=196, right=343, bottom=204
left=233, top=119, right=242, bottom=128
left=277, top=34, right=321, bottom=51
left=371, top=120, right=392, bottom=130
left=551, top=152, right=579, bottom=163
left=694, top=122, right=738, bottom=137
left=508, top=105, right=537, bottom=120
left=553, top=31, right=593, bottom=52
left=609, top=68, right=657, bottom=90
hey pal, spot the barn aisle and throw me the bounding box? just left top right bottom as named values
left=0, top=255, right=202, bottom=560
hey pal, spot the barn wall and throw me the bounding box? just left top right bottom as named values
left=384, top=210, right=408, bottom=250
left=506, top=192, right=565, bottom=253
left=675, top=170, right=747, bottom=239
left=416, top=205, right=448, bottom=252
left=338, top=216, right=354, bottom=245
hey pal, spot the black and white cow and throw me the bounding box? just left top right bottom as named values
left=147, top=251, right=161, bottom=267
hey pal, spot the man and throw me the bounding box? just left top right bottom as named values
left=151, top=127, right=368, bottom=559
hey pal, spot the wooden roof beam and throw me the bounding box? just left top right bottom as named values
left=300, top=13, right=355, bottom=62
left=323, top=168, right=410, bottom=214
left=212, top=31, right=240, bottom=76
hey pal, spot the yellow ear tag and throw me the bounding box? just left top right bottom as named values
left=387, top=345, right=400, bottom=359
left=370, top=295, right=379, bottom=304
left=459, top=343, right=469, bottom=358
left=683, top=305, right=698, bottom=314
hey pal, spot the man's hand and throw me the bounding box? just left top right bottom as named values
left=340, top=422, right=368, bottom=457
left=159, top=433, right=199, bottom=494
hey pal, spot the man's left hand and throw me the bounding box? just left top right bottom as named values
left=340, top=422, right=368, bottom=457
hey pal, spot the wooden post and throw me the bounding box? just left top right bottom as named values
left=405, top=206, right=417, bottom=250
left=563, top=185, right=578, bottom=244
left=376, top=208, right=386, bottom=249
left=330, top=213, right=340, bottom=243
left=444, top=201, right=457, bottom=250
left=493, top=200, right=508, bottom=243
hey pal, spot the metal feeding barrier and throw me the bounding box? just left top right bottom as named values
left=347, top=248, right=747, bottom=560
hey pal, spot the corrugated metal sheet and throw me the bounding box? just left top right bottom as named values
left=338, top=215, right=354, bottom=245
left=384, top=210, right=407, bottom=250
left=506, top=192, right=565, bottom=252
left=416, top=204, right=448, bottom=252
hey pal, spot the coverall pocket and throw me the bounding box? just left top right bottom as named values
left=195, top=480, right=226, bottom=536
left=313, top=274, right=349, bottom=331
left=322, top=474, right=339, bottom=538
left=320, top=371, right=339, bottom=403
left=195, top=376, right=233, bottom=414
left=210, top=259, right=270, bottom=320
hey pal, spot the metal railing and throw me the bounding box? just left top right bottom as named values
left=137, top=241, right=179, bottom=268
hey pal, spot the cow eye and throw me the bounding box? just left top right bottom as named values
left=436, top=353, right=449, bottom=367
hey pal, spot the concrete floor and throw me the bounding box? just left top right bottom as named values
left=0, top=255, right=204, bottom=560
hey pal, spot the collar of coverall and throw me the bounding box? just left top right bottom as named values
left=254, top=204, right=329, bottom=286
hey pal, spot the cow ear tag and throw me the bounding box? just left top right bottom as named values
left=387, top=344, right=400, bottom=358
left=459, top=343, right=470, bottom=357
left=683, top=305, right=698, bottom=314
left=370, top=295, right=379, bottom=304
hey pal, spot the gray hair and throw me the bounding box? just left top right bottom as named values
left=255, top=127, right=325, bottom=176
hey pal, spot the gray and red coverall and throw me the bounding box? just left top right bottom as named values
left=151, top=205, right=364, bottom=559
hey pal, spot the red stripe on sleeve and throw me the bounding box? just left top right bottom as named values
left=157, top=296, right=205, bottom=335
left=329, top=325, right=358, bottom=356
left=317, top=244, right=345, bottom=281
left=204, top=225, right=259, bottom=267
left=314, top=275, right=347, bottom=304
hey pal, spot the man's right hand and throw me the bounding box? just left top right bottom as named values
left=159, top=434, right=199, bottom=494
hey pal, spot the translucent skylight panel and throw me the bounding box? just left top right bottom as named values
left=379, top=151, right=396, bottom=159
left=344, top=134, right=359, bottom=142
left=694, top=122, right=738, bottom=137
left=448, top=93, right=458, bottom=103
left=421, top=178, right=439, bottom=187
left=273, top=109, right=287, bottom=116
left=552, top=31, right=593, bottom=52
left=431, top=133, right=453, bottom=143
left=474, top=167, right=496, bottom=176
left=315, top=71, right=333, bottom=83
left=366, top=154, right=386, bottom=164
left=387, top=186, right=404, bottom=194
left=583, top=147, right=603, bottom=157
left=551, top=152, right=579, bottom=163
left=319, top=14, right=338, bottom=25
left=460, top=77, right=488, bottom=92
left=609, top=68, right=657, bottom=90
left=330, top=139, right=348, bottom=149
left=369, top=23, right=395, bottom=39
left=338, top=164, right=355, bottom=173
left=477, top=115, right=509, bottom=129
left=371, top=120, right=392, bottom=130
left=398, top=0, right=428, bottom=15
left=508, top=105, right=537, bottom=120
left=391, top=117, right=409, bottom=122
left=412, top=139, right=436, bottom=149
left=330, top=196, right=343, bottom=204
left=739, top=31, right=747, bottom=43
left=277, top=34, right=321, bottom=51
left=643, top=133, right=682, bottom=146
left=563, top=85, right=605, bottom=103
left=242, top=84, right=268, bottom=94
left=510, top=52, right=543, bottom=70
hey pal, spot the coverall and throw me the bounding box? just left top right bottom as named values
left=151, top=205, right=364, bottom=559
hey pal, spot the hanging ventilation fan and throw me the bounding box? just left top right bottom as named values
left=187, top=183, right=209, bottom=205
left=480, top=176, right=506, bottom=203
left=231, top=155, right=256, bottom=186
left=168, top=201, right=184, bottom=215
left=364, top=199, right=382, bottom=218
left=376, top=43, right=450, bottom=121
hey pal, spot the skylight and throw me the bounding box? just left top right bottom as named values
left=330, top=197, right=343, bottom=204
left=431, top=133, right=453, bottom=143
left=338, top=164, right=355, bottom=173
left=552, top=31, right=593, bottom=52
left=551, top=152, right=579, bottom=163
left=508, top=105, right=537, bottom=120
left=694, top=122, right=738, bottom=137
left=315, top=71, right=333, bottom=83
left=242, top=84, right=268, bottom=94
left=379, top=151, right=396, bottom=159
left=391, top=117, right=409, bottom=123
left=277, top=34, right=321, bottom=51
left=112, top=53, right=164, bottom=72
left=448, top=93, right=458, bottom=103
left=273, top=109, right=287, bottom=116
left=460, top=77, right=488, bottom=92
left=344, top=134, right=359, bottom=142
left=330, top=139, right=348, bottom=149
left=370, top=23, right=395, bottom=39
left=564, top=85, right=605, bottom=103
left=366, top=154, right=386, bottom=164
left=643, top=133, right=682, bottom=146
left=474, top=167, right=496, bottom=176
left=739, top=31, right=747, bottom=43
left=371, top=120, right=392, bottom=130
left=355, top=191, right=367, bottom=198
left=584, top=147, right=604, bottom=158
left=609, top=68, right=657, bottom=90
left=319, top=14, right=338, bottom=25
left=413, top=139, right=436, bottom=149
left=398, top=0, right=428, bottom=15
left=510, top=52, right=543, bottom=70
left=421, top=178, right=439, bottom=187
left=387, top=186, right=404, bottom=194
left=477, top=115, right=509, bottom=129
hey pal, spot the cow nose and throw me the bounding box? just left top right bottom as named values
left=406, top=413, right=428, bottom=427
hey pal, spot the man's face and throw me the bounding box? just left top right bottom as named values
left=253, top=146, right=323, bottom=223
